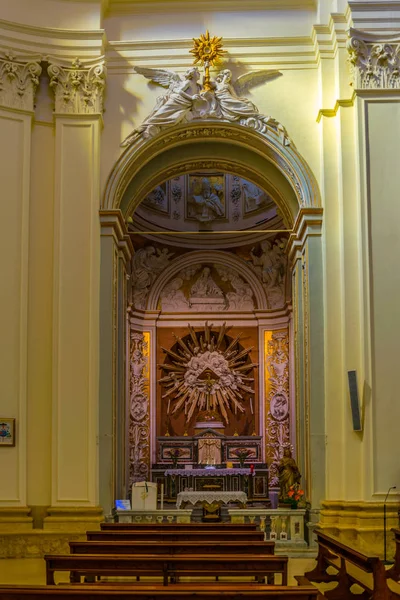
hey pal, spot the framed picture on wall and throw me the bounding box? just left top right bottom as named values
left=0, top=418, right=15, bottom=446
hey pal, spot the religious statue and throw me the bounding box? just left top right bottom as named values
left=121, top=31, right=292, bottom=147
left=131, top=246, right=173, bottom=309
left=190, top=267, right=224, bottom=299
left=198, top=433, right=222, bottom=465
left=278, top=447, right=301, bottom=502
left=249, top=239, right=287, bottom=309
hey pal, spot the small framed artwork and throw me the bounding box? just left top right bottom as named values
left=0, top=418, right=15, bottom=446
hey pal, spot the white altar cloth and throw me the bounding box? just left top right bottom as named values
left=176, top=490, right=247, bottom=509
left=165, top=468, right=251, bottom=476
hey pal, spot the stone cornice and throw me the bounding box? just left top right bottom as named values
left=347, top=28, right=400, bottom=90
left=47, top=56, right=106, bottom=115
left=100, top=209, right=134, bottom=262
left=108, top=0, right=316, bottom=15
left=0, top=50, right=41, bottom=111
left=0, top=19, right=104, bottom=60
left=287, top=208, right=323, bottom=265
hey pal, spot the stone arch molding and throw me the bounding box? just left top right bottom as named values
left=147, top=250, right=268, bottom=311
left=103, top=121, right=321, bottom=226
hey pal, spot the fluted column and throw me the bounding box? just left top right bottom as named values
left=44, top=57, right=106, bottom=530
left=0, top=51, right=41, bottom=530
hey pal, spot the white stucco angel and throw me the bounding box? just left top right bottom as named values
left=121, top=64, right=292, bottom=147
left=121, top=66, right=202, bottom=145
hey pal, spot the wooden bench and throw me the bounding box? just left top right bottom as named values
left=45, top=553, right=288, bottom=586
left=86, top=530, right=265, bottom=542
left=387, top=529, right=400, bottom=581
left=70, top=540, right=275, bottom=556
left=0, top=583, right=319, bottom=600
left=305, top=528, right=399, bottom=600
left=101, top=523, right=259, bottom=531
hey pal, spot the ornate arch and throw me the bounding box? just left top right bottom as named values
left=146, top=250, right=268, bottom=311
left=103, top=121, right=321, bottom=227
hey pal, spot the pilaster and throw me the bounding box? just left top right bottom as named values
left=0, top=50, right=41, bottom=530
left=99, top=210, right=133, bottom=517
left=44, top=56, right=106, bottom=529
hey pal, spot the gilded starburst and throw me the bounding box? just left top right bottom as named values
left=190, top=30, right=225, bottom=66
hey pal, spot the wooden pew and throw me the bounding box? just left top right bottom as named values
left=0, top=583, right=319, bottom=600
left=101, top=523, right=258, bottom=531
left=387, top=529, right=400, bottom=581
left=86, top=530, right=265, bottom=543
left=45, top=553, right=288, bottom=586
left=70, top=539, right=275, bottom=555
left=304, top=528, right=399, bottom=600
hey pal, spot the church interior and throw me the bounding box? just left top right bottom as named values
left=0, top=0, right=400, bottom=596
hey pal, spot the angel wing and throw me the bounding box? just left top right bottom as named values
left=233, top=69, right=282, bottom=97
left=134, top=66, right=181, bottom=90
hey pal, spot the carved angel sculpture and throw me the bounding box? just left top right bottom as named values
left=121, top=66, right=202, bottom=146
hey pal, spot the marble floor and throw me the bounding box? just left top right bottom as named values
left=0, top=557, right=317, bottom=586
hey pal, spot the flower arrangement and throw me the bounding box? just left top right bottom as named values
left=287, top=484, right=305, bottom=508
left=233, top=448, right=253, bottom=467
left=167, top=448, right=183, bottom=466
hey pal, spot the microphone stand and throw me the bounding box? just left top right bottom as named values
left=384, top=485, right=396, bottom=564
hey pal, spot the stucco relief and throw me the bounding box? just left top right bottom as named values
left=265, top=331, right=290, bottom=486
left=121, top=66, right=291, bottom=147
left=159, top=263, right=255, bottom=312
left=47, top=57, right=106, bottom=114
left=0, top=51, right=41, bottom=111
left=129, top=331, right=151, bottom=486
left=347, top=30, right=400, bottom=89
left=249, top=239, right=288, bottom=309
left=132, top=246, right=174, bottom=310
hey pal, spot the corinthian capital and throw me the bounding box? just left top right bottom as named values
left=347, top=28, right=400, bottom=89
left=0, top=50, right=42, bottom=111
left=47, top=57, right=106, bottom=115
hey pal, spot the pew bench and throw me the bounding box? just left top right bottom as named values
left=86, top=530, right=265, bottom=543
left=70, top=540, right=275, bottom=556
left=305, top=528, right=399, bottom=600
left=0, top=583, right=319, bottom=600
left=101, top=523, right=258, bottom=531
left=387, top=529, right=400, bottom=582
left=45, top=553, right=288, bottom=586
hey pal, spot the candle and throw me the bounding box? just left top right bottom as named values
left=160, top=483, right=164, bottom=510
left=167, top=399, right=170, bottom=414
left=250, top=398, right=253, bottom=415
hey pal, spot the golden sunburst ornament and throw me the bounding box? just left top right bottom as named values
left=190, top=30, right=225, bottom=91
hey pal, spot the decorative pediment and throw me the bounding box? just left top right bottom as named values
left=193, top=428, right=226, bottom=439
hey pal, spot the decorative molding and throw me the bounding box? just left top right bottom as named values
left=0, top=50, right=41, bottom=111
left=129, top=331, right=151, bottom=486
left=47, top=56, right=106, bottom=114
left=109, top=0, right=316, bottom=16
left=347, top=28, right=400, bottom=89
left=264, top=330, right=290, bottom=486
left=316, top=93, right=356, bottom=123
left=99, top=209, right=134, bottom=263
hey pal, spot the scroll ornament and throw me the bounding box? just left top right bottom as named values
left=47, top=57, right=106, bottom=114
left=0, top=50, right=41, bottom=111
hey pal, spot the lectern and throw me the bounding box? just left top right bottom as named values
left=131, top=481, right=157, bottom=510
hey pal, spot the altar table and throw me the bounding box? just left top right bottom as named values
left=165, top=468, right=251, bottom=476
left=176, top=490, right=248, bottom=509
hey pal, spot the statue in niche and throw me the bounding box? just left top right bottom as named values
left=278, top=447, right=301, bottom=502
left=190, top=267, right=224, bottom=299
left=132, top=246, right=174, bottom=310
left=188, top=177, right=224, bottom=224
left=216, top=266, right=254, bottom=311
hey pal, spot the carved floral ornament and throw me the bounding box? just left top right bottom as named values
left=347, top=30, right=400, bottom=89
left=47, top=57, right=106, bottom=114
left=0, top=50, right=41, bottom=111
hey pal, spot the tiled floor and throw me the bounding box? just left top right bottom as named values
left=0, top=557, right=317, bottom=585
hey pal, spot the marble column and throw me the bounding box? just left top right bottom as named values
left=0, top=51, right=41, bottom=530
left=44, top=58, right=106, bottom=530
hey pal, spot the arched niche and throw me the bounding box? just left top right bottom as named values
left=99, top=120, right=325, bottom=521
left=103, top=121, right=321, bottom=225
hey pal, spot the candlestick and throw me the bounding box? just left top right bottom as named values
left=167, top=399, right=170, bottom=414
left=250, top=398, right=253, bottom=415
left=160, top=483, right=164, bottom=510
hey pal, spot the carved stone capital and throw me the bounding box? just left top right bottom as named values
left=0, top=50, right=42, bottom=112
left=47, top=57, right=106, bottom=115
left=347, top=28, right=400, bottom=89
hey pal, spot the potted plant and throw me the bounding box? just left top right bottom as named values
left=287, top=483, right=305, bottom=509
